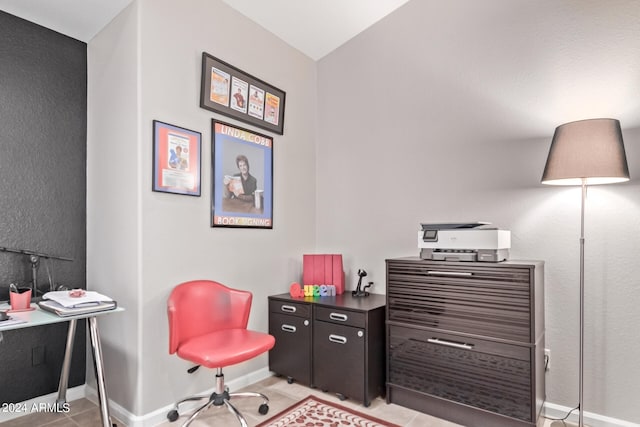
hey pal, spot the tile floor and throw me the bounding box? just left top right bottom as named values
left=0, top=397, right=124, bottom=427
left=1, top=375, right=556, bottom=426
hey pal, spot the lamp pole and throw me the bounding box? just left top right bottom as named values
left=579, top=179, right=586, bottom=427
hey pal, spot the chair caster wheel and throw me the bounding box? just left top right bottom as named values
left=259, top=403, right=269, bottom=415
left=286, top=376, right=294, bottom=384
left=337, top=393, right=347, bottom=401
left=167, top=409, right=179, bottom=422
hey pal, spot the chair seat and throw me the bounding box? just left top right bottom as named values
left=177, top=329, right=275, bottom=368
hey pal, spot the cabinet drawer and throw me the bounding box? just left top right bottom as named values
left=387, top=260, right=532, bottom=342
left=269, top=299, right=311, bottom=318
left=315, top=306, right=365, bottom=328
left=388, top=325, right=533, bottom=422
left=313, top=320, right=365, bottom=402
left=269, top=312, right=312, bottom=385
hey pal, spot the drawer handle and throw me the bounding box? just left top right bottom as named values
left=329, top=334, right=347, bottom=344
left=281, top=305, right=297, bottom=313
left=329, top=313, right=348, bottom=322
left=427, top=338, right=474, bottom=350
left=281, top=324, right=297, bottom=333
left=426, top=271, right=473, bottom=277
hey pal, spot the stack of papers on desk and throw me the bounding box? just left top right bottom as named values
left=0, top=316, right=27, bottom=328
left=43, top=291, right=113, bottom=307
left=39, top=291, right=117, bottom=317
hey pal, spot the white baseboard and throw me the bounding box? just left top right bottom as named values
left=85, top=366, right=274, bottom=427
left=544, top=402, right=638, bottom=427
left=6, top=378, right=637, bottom=427
left=0, top=385, right=86, bottom=423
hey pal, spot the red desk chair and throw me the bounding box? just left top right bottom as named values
left=167, top=280, right=275, bottom=427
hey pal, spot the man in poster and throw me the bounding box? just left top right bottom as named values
left=230, top=77, right=248, bottom=113
left=223, top=154, right=256, bottom=203
left=232, top=88, right=245, bottom=110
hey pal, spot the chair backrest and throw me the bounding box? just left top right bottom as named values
left=167, top=280, right=252, bottom=354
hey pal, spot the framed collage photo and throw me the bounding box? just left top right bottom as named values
left=211, top=120, right=273, bottom=229
left=152, top=120, right=202, bottom=196
left=200, top=52, right=286, bottom=135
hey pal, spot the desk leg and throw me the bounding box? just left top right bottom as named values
left=88, top=316, right=113, bottom=427
left=56, top=318, right=77, bottom=408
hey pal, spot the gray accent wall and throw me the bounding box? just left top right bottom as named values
left=0, top=11, right=87, bottom=403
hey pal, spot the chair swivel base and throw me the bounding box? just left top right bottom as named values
left=167, top=372, right=269, bottom=427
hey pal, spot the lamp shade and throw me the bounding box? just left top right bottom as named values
left=541, top=118, right=630, bottom=186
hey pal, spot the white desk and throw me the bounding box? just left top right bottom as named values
left=0, top=303, right=123, bottom=427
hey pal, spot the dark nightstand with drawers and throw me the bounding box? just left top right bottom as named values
left=268, top=293, right=386, bottom=406
left=386, top=257, right=545, bottom=427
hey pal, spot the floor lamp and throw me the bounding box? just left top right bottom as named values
left=541, top=118, right=630, bottom=427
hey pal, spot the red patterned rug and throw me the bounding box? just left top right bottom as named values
left=256, top=395, right=401, bottom=427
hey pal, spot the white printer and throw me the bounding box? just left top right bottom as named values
left=418, top=222, right=510, bottom=262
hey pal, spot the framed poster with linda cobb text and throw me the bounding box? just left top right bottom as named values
left=211, top=120, right=273, bottom=229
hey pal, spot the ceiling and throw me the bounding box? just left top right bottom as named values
left=0, top=0, right=410, bottom=60
left=220, top=0, right=410, bottom=60
left=0, top=0, right=134, bottom=44
left=3, top=1, right=639, bottom=130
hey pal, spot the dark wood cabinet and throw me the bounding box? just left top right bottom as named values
left=268, top=299, right=312, bottom=385
left=268, top=293, right=386, bottom=406
left=386, top=257, right=545, bottom=427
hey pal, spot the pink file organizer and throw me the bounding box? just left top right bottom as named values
left=302, top=254, right=345, bottom=295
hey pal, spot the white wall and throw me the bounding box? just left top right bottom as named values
left=316, top=0, right=640, bottom=424
left=88, top=0, right=317, bottom=417
left=138, top=0, right=317, bottom=414
left=87, top=1, right=141, bottom=413
left=87, top=0, right=640, bottom=423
